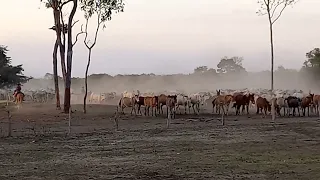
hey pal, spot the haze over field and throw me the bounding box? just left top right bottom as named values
left=1, top=0, right=320, bottom=78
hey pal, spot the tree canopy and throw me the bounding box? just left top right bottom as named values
left=303, top=48, right=320, bottom=68
left=0, top=46, right=30, bottom=88
left=217, top=56, right=246, bottom=74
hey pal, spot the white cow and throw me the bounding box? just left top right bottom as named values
left=122, top=90, right=140, bottom=98
left=189, top=93, right=205, bottom=114
left=176, top=94, right=191, bottom=114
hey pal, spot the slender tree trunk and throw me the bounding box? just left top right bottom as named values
left=53, top=39, right=61, bottom=110
left=268, top=13, right=275, bottom=122
left=52, top=2, right=66, bottom=84
left=83, top=49, right=92, bottom=113
left=59, top=44, right=67, bottom=83
left=64, top=0, right=77, bottom=113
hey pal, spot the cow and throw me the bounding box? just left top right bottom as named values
left=117, top=95, right=140, bottom=115
left=189, top=93, right=205, bottom=115
left=176, top=94, right=190, bottom=114
left=144, top=96, right=158, bottom=116
left=256, top=97, right=271, bottom=118
left=233, top=93, right=255, bottom=115
left=301, top=94, right=314, bottom=117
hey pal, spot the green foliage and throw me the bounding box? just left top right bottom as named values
left=217, top=56, right=246, bottom=74
left=80, top=0, right=125, bottom=25
left=303, top=48, right=320, bottom=68
left=0, top=46, right=31, bottom=88
left=193, top=66, right=217, bottom=75
left=301, top=48, right=320, bottom=79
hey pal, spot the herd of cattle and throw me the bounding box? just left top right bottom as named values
left=1, top=88, right=319, bottom=118
left=0, top=89, right=117, bottom=103
left=117, top=88, right=319, bottom=118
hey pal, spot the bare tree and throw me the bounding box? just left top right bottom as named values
left=257, top=0, right=298, bottom=121
left=79, top=0, right=125, bottom=113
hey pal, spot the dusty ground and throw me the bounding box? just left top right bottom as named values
left=0, top=102, right=320, bottom=180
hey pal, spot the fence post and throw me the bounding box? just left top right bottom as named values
left=68, top=107, right=71, bottom=135
left=7, top=110, right=12, bottom=137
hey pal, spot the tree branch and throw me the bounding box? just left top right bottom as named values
left=84, top=9, right=103, bottom=49
left=72, top=20, right=79, bottom=27
left=271, top=1, right=288, bottom=24
left=270, top=1, right=282, bottom=18
left=61, top=0, right=72, bottom=8
left=72, top=24, right=85, bottom=47
left=83, top=18, right=90, bottom=49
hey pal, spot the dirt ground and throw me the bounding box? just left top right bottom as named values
left=0, top=102, right=320, bottom=180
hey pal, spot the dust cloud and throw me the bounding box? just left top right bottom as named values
left=23, top=70, right=318, bottom=94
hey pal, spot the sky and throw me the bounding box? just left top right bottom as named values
left=1, top=0, right=319, bottom=78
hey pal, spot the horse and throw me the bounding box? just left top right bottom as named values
left=15, top=92, right=24, bottom=109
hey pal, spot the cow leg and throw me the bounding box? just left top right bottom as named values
left=153, top=107, right=156, bottom=117
left=256, top=106, right=259, bottom=114
left=220, top=104, right=225, bottom=115
left=226, top=104, right=229, bottom=116
left=308, top=106, right=310, bottom=117
left=144, top=106, right=147, bottom=116
left=236, top=105, right=240, bottom=115
left=241, top=105, right=245, bottom=115
left=263, top=107, right=266, bottom=118
left=298, top=107, right=300, bottom=117
left=196, top=104, right=200, bottom=114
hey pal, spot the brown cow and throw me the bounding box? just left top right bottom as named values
left=117, top=96, right=139, bottom=115
left=301, top=94, right=314, bottom=116
left=166, top=95, right=177, bottom=119
left=233, top=93, right=255, bottom=115
left=213, top=90, right=234, bottom=115
left=157, top=94, right=168, bottom=114
left=312, top=94, right=320, bottom=114
left=144, top=96, right=158, bottom=116
left=256, top=97, right=271, bottom=117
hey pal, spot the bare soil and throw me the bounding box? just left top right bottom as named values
left=0, top=102, right=320, bottom=180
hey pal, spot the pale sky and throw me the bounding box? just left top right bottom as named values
left=1, top=0, right=319, bottom=78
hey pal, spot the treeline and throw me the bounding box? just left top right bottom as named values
left=26, top=61, right=318, bottom=92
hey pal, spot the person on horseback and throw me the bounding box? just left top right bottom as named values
left=13, top=83, right=24, bottom=102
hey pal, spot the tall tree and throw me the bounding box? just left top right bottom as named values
left=257, top=0, right=298, bottom=121
left=0, top=46, right=31, bottom=88
left=42, top=0, right=79, bottom=113
left=79, top=0, right=125, bottom=113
